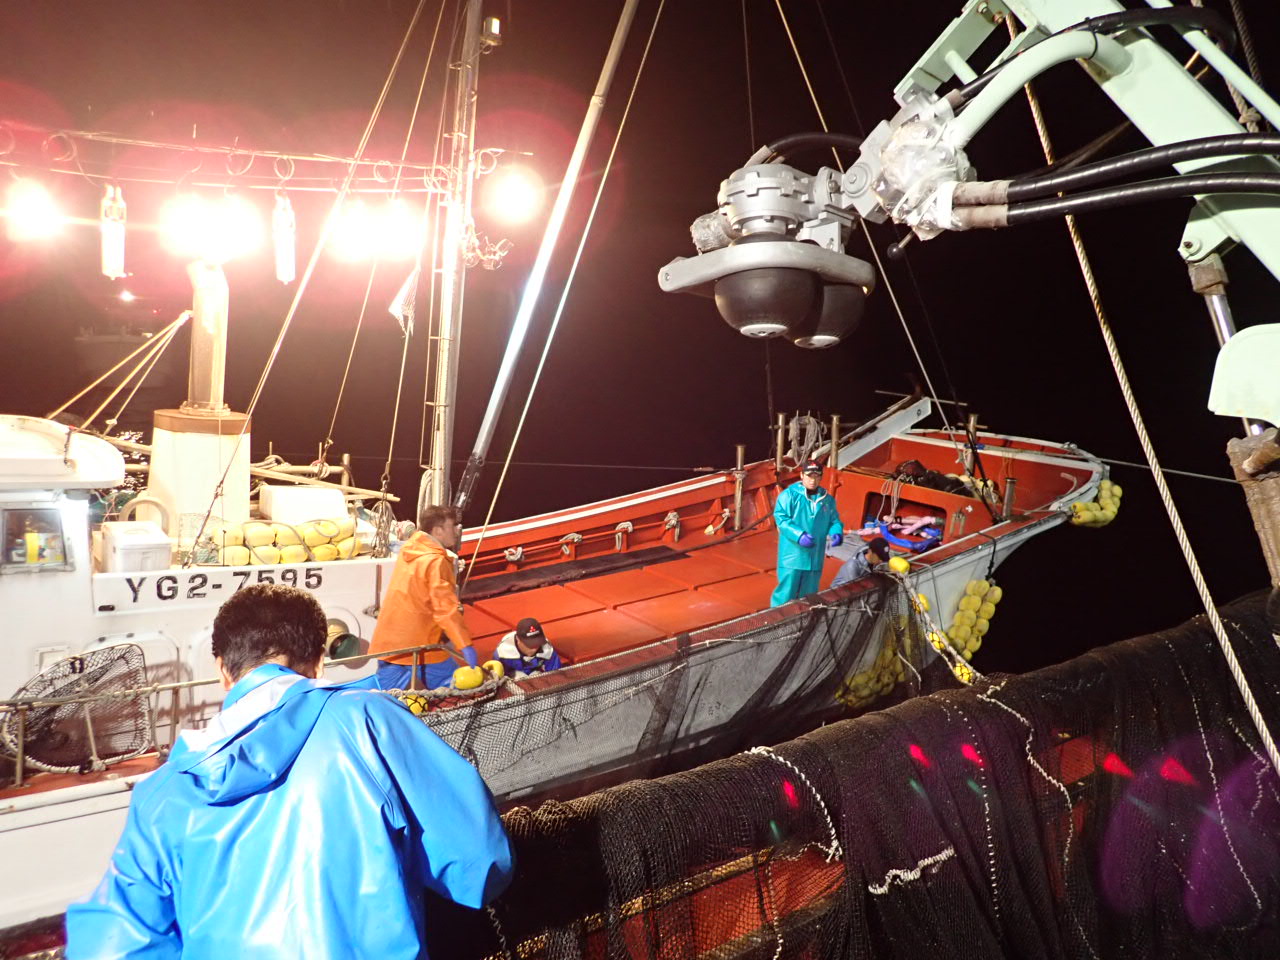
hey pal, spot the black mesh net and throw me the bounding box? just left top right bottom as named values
left=1, top=645, right=152, bottom=774
left=419, top=578, right=938, bottom=806
left=427, top=591, right=1280, bottom=960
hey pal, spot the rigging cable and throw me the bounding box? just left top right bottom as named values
left=462, top=0, right=668, bottom=588
left=321, top=0, right=450, bottom=469
left=46, top=310, right=190, bottom=421
left=183, top=0, right=435, bottom=566
left=741, top=0, right=756, bottom=153
left=1013, top=24, right=1280, bottom=781
left=102, top=322, right=185, bottom=431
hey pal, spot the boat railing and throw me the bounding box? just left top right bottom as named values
left=0, top=642, right=462, bottom=790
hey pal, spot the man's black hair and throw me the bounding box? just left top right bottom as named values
left=211, top=584, right=327, bottom=682
left=868, top=537, right=892, bottom=562
left=418, top=503, right=461, bottom=533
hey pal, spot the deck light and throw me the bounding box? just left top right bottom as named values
left=272, top=191, right=296, bottom=283
left=100, top=184, right=127, bottom=278
left=4, top=179, right=64, bottom=241
left=483, top=166, right=543, bottom=225
left=161, top=193, right=263, bottom=264
left=331, top=198, right=421, bottom=261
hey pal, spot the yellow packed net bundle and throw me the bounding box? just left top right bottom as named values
left=1070, top=477, right=1123, bottom=528
left=205, top=516, right=362, bottom=566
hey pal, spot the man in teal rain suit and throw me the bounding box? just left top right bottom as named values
left=771, top=459, right=844, bottom=607
left=66, top=584, right=513, bottom=960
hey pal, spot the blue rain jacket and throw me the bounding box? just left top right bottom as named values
left=831, top=546, right=879, bottom=588
left=66, top=664, right=513, bottom=960
left=773, top=481, right=843, bottom=572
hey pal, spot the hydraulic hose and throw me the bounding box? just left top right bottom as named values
left=980, top=173, right=1280, bottom=227
left=744, top=132, right=863, bottom=166
left=1006, top=134, right=1280, bottom=201
left=951, top=7, right=1236, bottom=106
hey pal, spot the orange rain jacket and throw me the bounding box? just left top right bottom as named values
left=369, top=532, right=474, bottom=665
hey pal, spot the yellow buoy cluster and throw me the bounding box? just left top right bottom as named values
left=394, top=661, right=505, bottom=713
left=837, top=636, right=907, bottom=710
left=208, top=517, right=361, bottom=566
left=944, top=579, right=1003, bottom=661
left=1070, top=478, right=1123, bottom=527
left=925, top=630, right=977, bottom=685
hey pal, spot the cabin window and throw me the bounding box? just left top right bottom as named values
left=1, top=508, right=72, bottom=573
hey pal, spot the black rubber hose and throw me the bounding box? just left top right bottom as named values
left=1008, top=134, right=1280, bottom=201
left=757, top=132, right=863, bottom=164
left=1005, top=173, right=1280, bottom=226
left=952, top=7, right=1237, bottom=106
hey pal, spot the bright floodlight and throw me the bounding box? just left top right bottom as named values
left=4, top=180, right=64, bottom=241
left=483, top=167, right=543, bottom=225
left=382, top=199, right=420, bottom=261
left=119, top=290, right=137, bottom=303
left=330, top=198, right=421, bottom=261
left=161, top=193, right=263, bottom=264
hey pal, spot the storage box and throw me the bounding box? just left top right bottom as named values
left=100, top=521, right=172, bottom=573
left=258, top=485, right=347, bottom=525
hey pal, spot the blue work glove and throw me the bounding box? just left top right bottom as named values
left=828, top=532, right=843, bottom=547
left=462, top=645, right=479, bottom=669
left=798, top=533, right=815, bottom=548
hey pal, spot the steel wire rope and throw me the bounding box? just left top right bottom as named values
left=462, top=0, right=668, bottom=588
left=1012, top=28, right=1280, bottom=779
left=772, top=0, right=974, bottom=477
left=46, top=311, right=190, bottom=420
left=321, top=0, right=450, bottom=469
left=183, top=0, right=434, bottom=566
left=102, top=322, right=184, bottom=431
left=77, top=322, right=186, bottom=436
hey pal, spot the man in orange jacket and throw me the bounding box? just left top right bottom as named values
left=370, top=504, right=480, bottom=690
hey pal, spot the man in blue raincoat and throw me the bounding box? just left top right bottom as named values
left=66, top=584, right=513, bottom=960
left=771, top=459, right=843, bottom=607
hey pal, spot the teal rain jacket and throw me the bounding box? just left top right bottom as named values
left=773, top=481, right=843, bottom=572
left=66, top=664, right=513, bottom=960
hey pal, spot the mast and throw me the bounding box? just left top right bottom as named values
left=422, top=0, right=486, bottom=509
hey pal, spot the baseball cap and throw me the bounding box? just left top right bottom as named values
left=801, top=460, right=823, bottom=476
left=516, top=617, right=545, bottom=644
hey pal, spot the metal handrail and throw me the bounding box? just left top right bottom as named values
left=0, top=642, right=459, bottom=713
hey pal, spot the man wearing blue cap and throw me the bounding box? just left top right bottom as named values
left=771, top=460, right=844, bottom=607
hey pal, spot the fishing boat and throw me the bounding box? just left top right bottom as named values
left=3, top=0, right=1279, bottom=953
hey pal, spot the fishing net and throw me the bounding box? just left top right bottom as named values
left=0, top=645, right=152, bottom=774
left=427, top=591, right=1280, bottom=960
left=421, top=576, right=938, bottom=806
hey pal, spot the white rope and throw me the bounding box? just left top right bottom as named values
left=1013, top=33, right=1280, bottom=779
left=747, top=745, right=843, bottom=862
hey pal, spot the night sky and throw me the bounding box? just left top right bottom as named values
left=1, top=0, right=1276, bottom=676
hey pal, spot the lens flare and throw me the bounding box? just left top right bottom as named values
left=908, top=743, right=931, bottom=768
left=1159, top=756, right=1197, bottom=786
left=1102, top=752, right=1134, bottom=778
left=781, top=779, right=799, bottom=809
left=961, top=743, right=985, bottom=767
